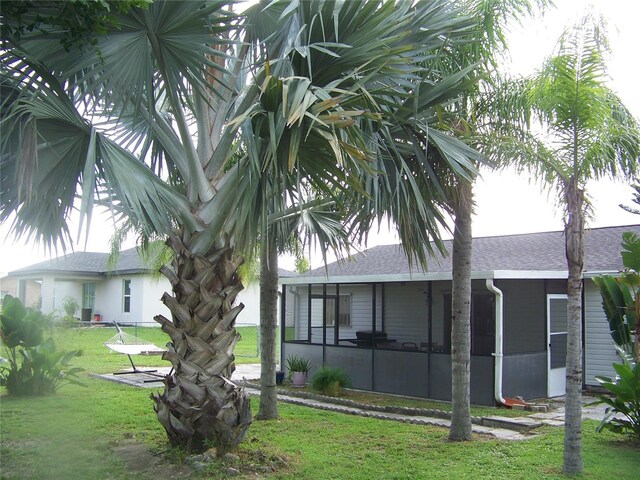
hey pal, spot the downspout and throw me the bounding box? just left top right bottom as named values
left=486, top=279, right=506, bottom=405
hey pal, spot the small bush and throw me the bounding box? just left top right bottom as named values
left=0, top=295, right=85, bottom=396
left=596, top=347, right=640, bottom=440
left=310, top=367, right=351, bottom=396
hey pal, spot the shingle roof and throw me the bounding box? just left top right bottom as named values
left=300, top=224, right=640, bottom=280
left=278, top=268, right=298, bottom=278
left=9, top=248, right=301, bottom=279
left=8, top=247, right=152, bottom=276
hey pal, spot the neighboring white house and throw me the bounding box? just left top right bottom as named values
left=4, top=247, right=296, bottom=327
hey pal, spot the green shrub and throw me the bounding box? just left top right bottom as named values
left=596, top=347, right=640, bottom=440
left=0, top=295, right=85, bottom=396
left=310, top=366, right=351, bottom=396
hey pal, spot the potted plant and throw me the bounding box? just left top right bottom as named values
left=310, top=366, right=351, bottom=397
left=285, top=355, right=311, bottom=387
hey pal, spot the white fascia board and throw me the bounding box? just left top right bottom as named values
left=491, top=270, right=568, bottom=279
left=9, top=272, right=103, bottom=282
left=282, top=271, right=500, bottom=284
left=582, top=270, right=621, bottom=278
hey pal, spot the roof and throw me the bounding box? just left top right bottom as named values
left=278, top=268, right=298, bottom=278
left=286, top=224, right=640, bottom=283
left=7, top=247, right=149, bottom=277
left=8, top=247, right=300, bottom=279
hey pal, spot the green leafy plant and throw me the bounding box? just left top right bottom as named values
left=595, top=346, right=640, bottom=440
left=310, top=367, right=351, bottom=396
left=61, top=297, right=80, bottom=318
left=0, top=295, right=85, bottom=396
left=285, top=355, right=311, bottom=374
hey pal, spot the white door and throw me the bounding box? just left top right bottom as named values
left=547, top=294, right=568, bottom=397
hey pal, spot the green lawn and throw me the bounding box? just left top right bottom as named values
left=48, top=324, right=265, bottom=373
left=1, top=326, right=638, bottom=479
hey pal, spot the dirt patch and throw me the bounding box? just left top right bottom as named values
left=112, top=439, right=290, bottom=479
left=113, top=441, right=193, bottom=480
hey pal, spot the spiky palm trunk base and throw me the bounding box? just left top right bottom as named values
left=151, top=237, right=252, bottom=455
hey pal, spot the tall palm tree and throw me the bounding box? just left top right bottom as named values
left=521, top=16, right=640, bottom=474
left=242, top=0, right=485, bottom=420
left=427, top=0, right=550, bottom=441
left=1, top=0, right=482, bottom=452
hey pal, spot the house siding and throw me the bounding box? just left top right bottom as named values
left=584, top=280, right=618, bottom=386
left=141, top=275, right=171, bottom=327
left=383, top=282, right=429, bottom=344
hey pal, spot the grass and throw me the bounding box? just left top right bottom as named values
left=273, top=385, right=534, bottom=418
left=48, top=324, right=265, bottom=372
left=1, top=326, right=639, bottom=479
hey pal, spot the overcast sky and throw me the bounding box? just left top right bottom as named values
left=1, top=0, right=639, bottom=275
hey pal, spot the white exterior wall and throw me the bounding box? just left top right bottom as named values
left=94, top=275, right=144, bottom=325
left=584, top=280, right=619, bottom=385
left=52, top=279, right=83, bottom=312
left=141, top=275, right=171, bottom=327
left=236, top=283, right=261, bottom=326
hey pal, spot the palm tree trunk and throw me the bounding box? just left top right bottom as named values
left=257, top=237, right=279, bottom=420
left=151, top=235, right=252, bottom=456
left=449, top=179, right=473, bottom=441
left=563, top=179, right=584, bottom=474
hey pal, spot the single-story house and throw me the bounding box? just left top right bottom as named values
left=5, top=247, right=296, bottom=327
left=279, top=224, right=639, bottom=406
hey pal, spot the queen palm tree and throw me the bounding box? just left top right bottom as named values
left=1, top=0, right=482, bottom=452
left=520, top=16, right=640, bottom=474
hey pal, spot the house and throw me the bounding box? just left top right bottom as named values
left=0, top=276, right=41, bottom=309
left=279, top=224, right=639, bottom=406
left=5, top=247, right=296, bottom=327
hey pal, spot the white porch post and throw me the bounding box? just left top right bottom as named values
left=40, top=275, right=55, bottom=314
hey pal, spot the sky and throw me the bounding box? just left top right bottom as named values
left=1, top=0, right=639, bottom=275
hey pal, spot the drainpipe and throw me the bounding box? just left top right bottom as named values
left=486, top=279, right=506, bottom=405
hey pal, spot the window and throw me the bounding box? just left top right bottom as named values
left=83, top=283, right=95, bottom=310
left=123, top=279, right=131, bottom=313
left=311, top=295, right=351, bottom=327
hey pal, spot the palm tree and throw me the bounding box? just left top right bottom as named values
left=242, top=0, right=485, bottom=420
left=520, top=16, right=640, bottom=474
left=427, top=0, right=550, bottom=441
left=1, top=0, right=482, bottom=452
